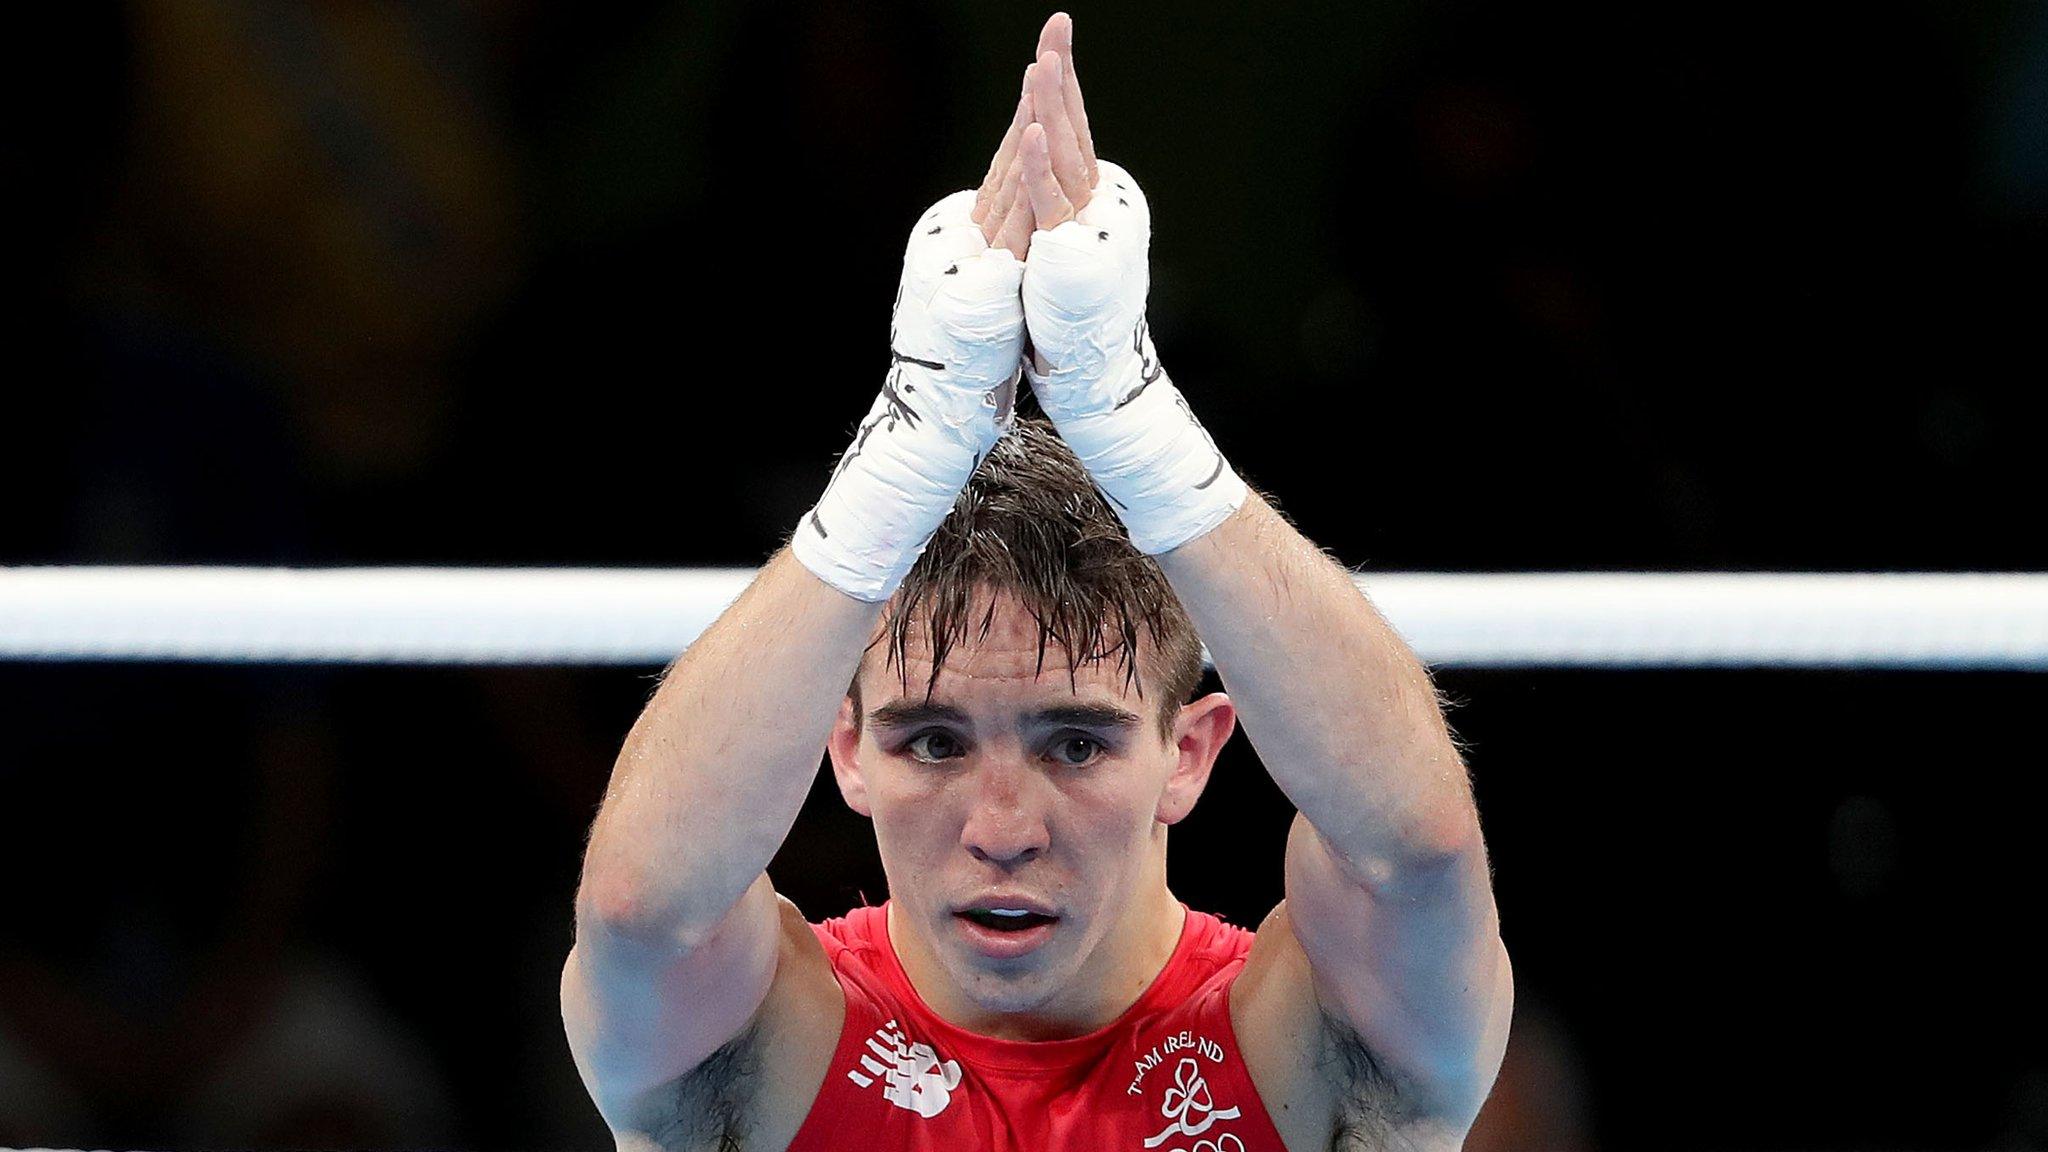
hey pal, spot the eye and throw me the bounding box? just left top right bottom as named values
left=1049, top=734, right=1104, bottom=767
left=905, top=730, right=964, bottom=763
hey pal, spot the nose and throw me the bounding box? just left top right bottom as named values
left=959, top=762, right=1051, bottom=867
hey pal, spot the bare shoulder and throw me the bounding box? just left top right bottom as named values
left=1229, top=902, right=1335, bottom=1149
left=1230, top=902, right=1473, bottom=1152
left=623, top=896, right=846, bottom=1152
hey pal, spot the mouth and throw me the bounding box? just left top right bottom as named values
left=952, top=905, right=1061, bottom=959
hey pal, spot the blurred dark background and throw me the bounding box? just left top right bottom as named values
left=4, top=1, right=2045, bottom=1149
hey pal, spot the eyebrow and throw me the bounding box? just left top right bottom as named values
left=866, top=700, right=1144, bottom=733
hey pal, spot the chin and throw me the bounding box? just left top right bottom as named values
left=956, top=966, right=1065, bottom=1015
left=942, top=946, right=1070, bottom=1014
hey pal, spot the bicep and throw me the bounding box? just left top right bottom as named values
left=1281, top=811, right=1513, bottom=1124
left=561, top=872, right=786, bottom=1129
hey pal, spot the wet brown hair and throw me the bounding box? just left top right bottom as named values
left=847, top=417, right=1205, bottom=740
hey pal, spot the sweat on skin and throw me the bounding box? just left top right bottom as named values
left=829, top=591, right=1236, bottom=1041
left=562, top=12, right=1509, bottom=1151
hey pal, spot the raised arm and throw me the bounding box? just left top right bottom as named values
left=562, top=76, right=1045, bottom=1132
left=1015, top=24, right=1511, bottom=1138
left=1158, top=498, right=1512, bottom=1126
left=563, top=550, right=876, bottom=1124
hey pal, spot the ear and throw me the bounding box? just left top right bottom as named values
left=1155, top=692, right=1236, bottom=826
left=827, top=695, right=873, bottom=818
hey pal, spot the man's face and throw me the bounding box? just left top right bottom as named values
left=830, top=592, right=1219, bottom=1019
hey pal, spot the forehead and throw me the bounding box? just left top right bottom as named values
left=862, top=591, right=1148, bottom=705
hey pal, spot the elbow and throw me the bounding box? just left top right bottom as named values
left=1399, top=804, right=1487, bottom=872
left=575, top=867, right=644, bottom=935
left=1383, top=808, right=1489, bottom=898
left=576, top=859, right=770, bottom=963
left=1316, top=804, right=1488, bottom=899
left=574, top=866, right=701, bottom=956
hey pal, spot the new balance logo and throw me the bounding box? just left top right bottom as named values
left=845, top=1018, right=963, bottom=1119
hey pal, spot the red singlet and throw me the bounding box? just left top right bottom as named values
left=784, top=902, right=1287, bottom=1152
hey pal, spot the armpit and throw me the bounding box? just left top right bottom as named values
left=646, top=1023, right=763, bottom=1152
left=1315, top=1010, right=1490, bottom=1152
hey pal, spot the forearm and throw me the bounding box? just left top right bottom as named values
left=573, top=164, right=1032, bottom=949
left=576, top=548, right=880, bottom=946
left=1155, top=492, right=1479, bottom=877
left=1010, top=148, right=1472, bottom=867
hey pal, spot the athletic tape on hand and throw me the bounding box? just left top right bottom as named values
left=794, top=190, right=1024, bottom=602
left=1022, top=161, right=1246, bottom=555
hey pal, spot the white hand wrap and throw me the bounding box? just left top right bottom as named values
left=1022, top=160, right=1246, bottom=555
left=793, top=190, right=1024, bottom=602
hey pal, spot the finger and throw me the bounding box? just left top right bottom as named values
left=1031, top=51, right=1092, bottom=211
left=995, top=167, right=1036, bottom=260
left=984, top=149, right=1028, bottom=251
left=972, top=102, right=1030, bottom=224
left=980, top=105, right=1032, bottom=245
left=973, top=67, right=1038, bottom=225
left=1035, top=12, right=1063, bottom=60
left=1021, top=121, right=1075, bottom=230
left=1039, top=12, right=1097, bottom=188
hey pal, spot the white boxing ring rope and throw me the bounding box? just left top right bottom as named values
left=2, top=568, right=2046, bottom=669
